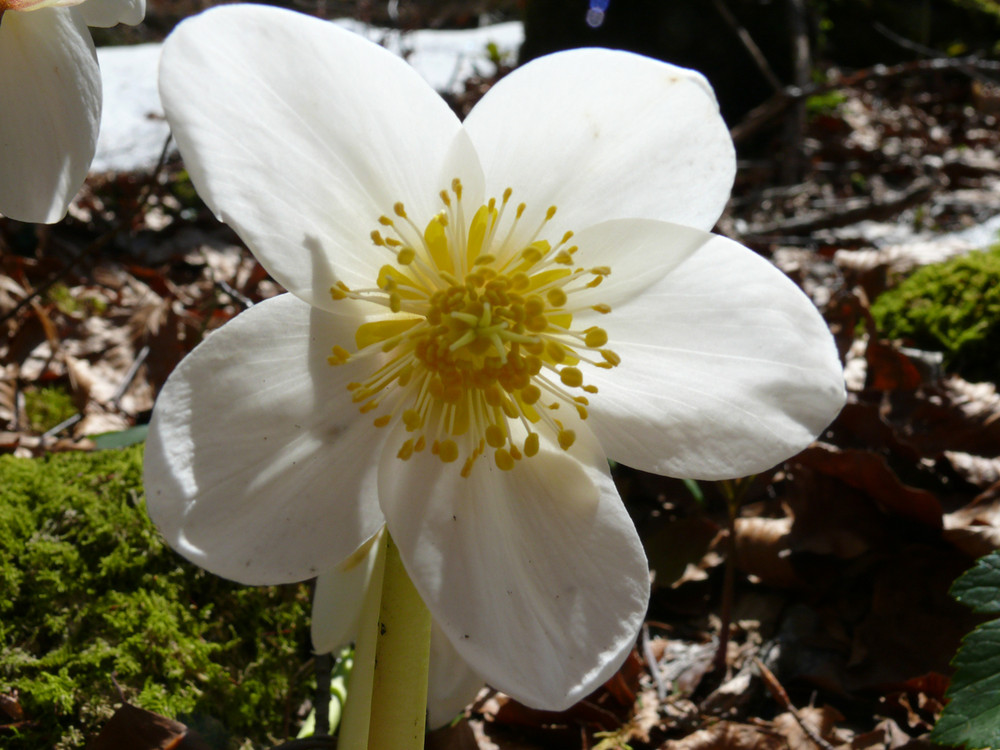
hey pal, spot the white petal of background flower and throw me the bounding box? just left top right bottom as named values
left=144, top=294, right=386, bottom=585
left=582, top=232, right=847, bottom=480
left=462, top=47, right=736, bottom=248
left=310, top=535, right=382, bottom=655
left=0, top=6, right=99, bottom=223
left=158, top=4, right=464, bottom=312
left=79, top=0, right=144, bottom=27
left=377, top=416, right=649, bottom=710
left=428, top=621, right=485, bottom=728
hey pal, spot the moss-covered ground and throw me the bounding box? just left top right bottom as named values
left=0, top=444, right=314, bottom=749
left=871, top=243, right=1000, bottom=383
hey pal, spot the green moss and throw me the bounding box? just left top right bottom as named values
left=23, top=385, right=77, bottom=433
left=870, top=244, right=1000, bottom=383
left=0, top=445, right=314, bottom=749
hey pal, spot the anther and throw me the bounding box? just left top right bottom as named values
left=495, top=449, right=515, bottom=471
left=439, top=439, right=460, bottom=463
left=524, top=432, right=540, bottom=457
left=560, top=367, right=584, bottom=388
left=584, top=327, right=608, bottom=348
left=547, top=288, right=568, bottom=307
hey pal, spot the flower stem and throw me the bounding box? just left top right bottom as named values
left=368, top=531, right=432, bottom=749
left=337, top=530, right=432, bottom=750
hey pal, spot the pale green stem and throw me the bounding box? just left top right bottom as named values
left=337, top=530, right=432, bottom=750
left=368, top=531, right=432, bottom=748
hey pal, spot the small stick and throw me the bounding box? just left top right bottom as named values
left=754, top=657, right=836, bottom=750
left=642, top=624, right=669, bottom=700
left=710, top=0, right=783, bottom=93
left=731, top=56, right=1000, bottom=143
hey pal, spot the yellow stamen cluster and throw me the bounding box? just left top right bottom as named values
left=327, top=179, right=619, bottom=476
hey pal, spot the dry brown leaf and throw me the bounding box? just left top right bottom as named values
left=772, top=705, right=849, bottom=749
left=794, top=444, right=943, bottom=528
left=943, top=486, right=1000, bottom=557
left=87, top=702, right=211, bottom=750
left=944, top=451, right=1000, bottom=488
left=845, top=717, right=913, bottom=749
left=664, top=720, right=786, bottom=750
left=733, top=516, right=801, bottom=588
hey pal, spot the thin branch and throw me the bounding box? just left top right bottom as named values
left=732, top=55, right=1000, bottom=143
left=755, top=657, right=837, bottom=750
left=711, top=0, right=783, bottom=93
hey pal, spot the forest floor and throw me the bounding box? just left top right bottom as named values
left=3, top=2, right=1000, bottom=749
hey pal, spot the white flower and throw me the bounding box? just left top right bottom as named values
left=0, top=0, right=144, bottom=223
left=144, top=4, right=846, bottom=712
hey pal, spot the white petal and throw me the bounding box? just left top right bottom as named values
left=0, top=7, right=99, bottom=224
left=378, top=418, right=649, bottom=710
left=427, top=622, right=484, bottom=729
left=158, top=5, right=463, bottom=311
left=311, top=531, right=383, bottom=654
left=79, top=0, right=144, bottom=27
left=566, top=219, right=713, bottom=310
left=463, top=48, right=734, bottom=247
left=144, top=294, right=386, bottom=585
left=582, top=234, right=846, bottom=479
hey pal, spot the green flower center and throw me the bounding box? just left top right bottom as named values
left=327, top=179, right=619, bottom=476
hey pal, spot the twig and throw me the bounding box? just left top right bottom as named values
left=2, top=134, right=173, bottom=329
left=710, top=0, right=783, bottom=93
left=741, top=175, right=938, bottom=237
left=642, top=623, right=669, bottom=700
left=216, top=278, right=254, bottom=309
left=41, top=343, right=151, bottom=439
left=110, top=344, right=150, bottom=409
left=754, top=657, right=836, bottom=750
left=41, top=413, right=83, bottom=440
left=109, top=673, right=126, bottom=703
left=780, top=0, right=811, bottom=183
left=731, top=55, right=1000, bottom=143
left=712, top=477, right=755, bottom=677
left=872, top=20, right=940, bottom=58
left=131, top=132, right=175, bottom=223
left=0, top=231, right=116, bottom=327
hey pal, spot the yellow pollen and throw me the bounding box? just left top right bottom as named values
left=326, top=182, right=621, bottom=475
